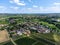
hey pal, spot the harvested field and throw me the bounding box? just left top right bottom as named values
left=0, top=30, right=10, bottom=43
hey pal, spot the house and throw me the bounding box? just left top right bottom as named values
left=16, top=28, right=25, bottom=35
left=56, top=19, right=60, bottom=22
left=8, top=18, right=16, bottom=24
left=43, top=30, right=50, bottom=33
left=23, top=30, right=31, bottom=36
left=30, top=26, right=37, bottom=30
left=29, top=26, right=38, bottom=33
left=17, top=31, right=22, bottom=35
left=37, top=26, right=50, bottom=33
left=52, top=18, right=60, bottom=22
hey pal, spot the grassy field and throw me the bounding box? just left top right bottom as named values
left=15, top=37, right=36, bottom=45
left=1, top=33, right=60, bottom=45
left=3, top=41, right=14, bottom=45
left=14, top=33, right=60, bottom=45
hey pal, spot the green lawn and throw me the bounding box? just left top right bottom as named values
left=33, top=33, right=55, bottom=42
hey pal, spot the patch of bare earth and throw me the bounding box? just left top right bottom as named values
left=0, top=30, right=10, bottom=43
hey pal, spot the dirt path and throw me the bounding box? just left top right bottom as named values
left=10, top=38, right=17, bottom=45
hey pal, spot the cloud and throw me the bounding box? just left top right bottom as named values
left=20, top=2, right=60, bottom=13
left=10, top=0, right=26, bottom=6
left=0, top=6, right=6, bottom=10
left=48, top=6, right=60, bottom=11
left=9, top=1, right=13, bottom=3
left=39, top=7, right=43, bottom=10
left=47, top=2, right=60, bottom=12
left=27, top=8, right=32, bottom=10
left=27, top=8, right=32, bottom=12
left=8, top=1, right=60, bottom=13
left=17, top=3, right=25, bottom=6
left=0, top=6, right=5, bottom=8
left=37, top=2, right=60, bottom=13
left=27, top=2, right=60, bottom=13
left=0, top=6, right=7, bottom=13
left=53, top=2, right=60, bottom=6
left=10, top=7, right=19, bottom=10
left=33, top=5, right=38, bottom=8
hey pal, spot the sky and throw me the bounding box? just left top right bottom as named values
left=0, top=0, right=60, bottom=13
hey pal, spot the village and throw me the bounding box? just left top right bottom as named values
left=7, top=17, right=57, bottom=40
left=0, top=15, right=60, bottom=45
